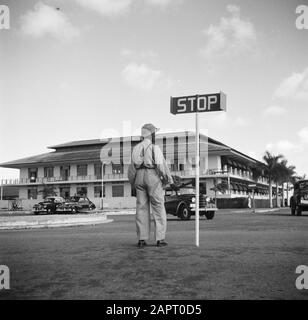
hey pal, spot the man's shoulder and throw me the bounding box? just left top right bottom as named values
left=133, top=140, right=145, bottom=150
left=153, top=144, right=162, bottom=151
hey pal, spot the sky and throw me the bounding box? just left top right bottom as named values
left=0, top=0, right=308, bottom=180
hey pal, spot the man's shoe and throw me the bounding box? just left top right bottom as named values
left=137, top=240, right=147, bottom=248
left=156, top=240, right=168, bottom=247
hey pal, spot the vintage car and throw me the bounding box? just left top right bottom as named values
left=290, top=179, right=308, bottom=216
left=164, top=187, right=217, bottom=220
left=67, top=196, right=96, bottom=211
left=33, top=196, right=95, bottom=214
left=33, top=196, right=78, bottom=214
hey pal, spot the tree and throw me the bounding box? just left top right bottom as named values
left=251, top=163, right=265, bottom=182
left=285, top=164, right=296, bottom=206
left=210, top=179, right=228, bottom=206
left=274, top=160, right=296, bottom=207
left=38, top=184, right=57, bottom=199
left=263, top=151, right=284, bottom=208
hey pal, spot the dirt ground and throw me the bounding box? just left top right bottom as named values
left=0, top=208, right=307, bottom=300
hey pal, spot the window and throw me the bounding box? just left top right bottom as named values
left=60, top=165, right=70, bottom=180
left=94, top=163, right=103, bottom=179
left=112, top=163, right=124, bottom=174
left=28, top=188, right=37, bottom=199
left=44, top=167, right=54, bottom=178
left=60, top=187, right=70, bottom=199
left=77, top=165, right=88, bottom=176
left=112, top=184, right=124, bottom=197
left=77, top=187, right=87, bottom=196
left=28, top=168, right=38, bottom=182
left=94, top=185, right=105, bottom=198
left=190, top=157, right=196, bottom=169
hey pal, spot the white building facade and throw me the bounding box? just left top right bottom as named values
left=0, top=132, right=274, bottom=210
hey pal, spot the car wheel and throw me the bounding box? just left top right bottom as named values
left=205, top=211, right=215, bottom=220
left=296, top=207, right=302, bottom=216
left=178, top=204, right=191, bottom=220
left=291, top=207, right=296, bottom=215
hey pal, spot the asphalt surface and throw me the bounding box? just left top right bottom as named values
left=0, top=208, right=307, bottom=300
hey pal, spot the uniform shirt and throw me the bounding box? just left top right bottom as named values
left=131, top=138, right=173, bottom=184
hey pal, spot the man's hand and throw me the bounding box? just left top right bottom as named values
left=131, top=187, right=137, bottom=197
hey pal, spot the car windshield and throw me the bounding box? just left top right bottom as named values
left=178, top=188, right=195, bottom=195
left=69, top=197, right=80, bottom=202
left=45, top=198, right=55, bottom=202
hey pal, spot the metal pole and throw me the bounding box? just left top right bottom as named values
left=252, top=189, right=255, bottom=214
left=101, top=163, right=104, bottom=210
left=195, top=112, right=200, bottom=247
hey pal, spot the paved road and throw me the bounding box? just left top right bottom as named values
left=0, top=208, right=307, bottom=300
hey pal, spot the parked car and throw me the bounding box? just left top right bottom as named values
left=164, top=187, right=217, bottom=220
left=33, top=196, right=80, bottom=214
left=290, top=180, right=308, bottom=216
left=67, top=196, right=96, bottom=212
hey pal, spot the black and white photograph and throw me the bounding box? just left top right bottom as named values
left=0, top=0, right=307, bottom=309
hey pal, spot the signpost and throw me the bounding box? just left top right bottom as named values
left=170, top=92, right=226, bottom=247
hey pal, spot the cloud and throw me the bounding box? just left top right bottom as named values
left=274, top=67, right=308, bottom=101
left=145, top=0, right=174, bottom=7
left=200, top=5, right=257, bottom=59
left=262, top=105, right=286, bottom=116
left=120, top=49, right=159, bottom=62
left=122, top=62, right=173, bottom=91
left=20, top=2, right=79, bottom=41
left=75, top=0, right=133, bottom=16
left=298, top=127, right=308, bottom=144
left=266, top=140, right=302, bottom=154
left=234, top=116, right=251, bottom=127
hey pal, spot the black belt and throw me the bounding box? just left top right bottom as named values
left=136, top=165, right=156, bottom=170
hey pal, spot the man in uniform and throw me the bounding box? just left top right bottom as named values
left=128, top=123, right=174, bottom=248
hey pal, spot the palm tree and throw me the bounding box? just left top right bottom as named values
left=275, top=160, right=296, bottom=207
left=263, top=151, right=284, bottom=208
left=251, top=162, right=265, bottom=182
left=285, top=164, right=296, bottom=206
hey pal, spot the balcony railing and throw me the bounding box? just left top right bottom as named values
left=171, top=169, right=269, bottom=185
left=1, top=175, right=102, bottom=185
left=0, top=173, right=129, bottom=185
left=1, top=169, right=269, bottom=185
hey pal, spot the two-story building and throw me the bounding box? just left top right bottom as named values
left=0, top=131, right=272, bottom=210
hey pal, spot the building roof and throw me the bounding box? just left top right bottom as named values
left=0, top=131, right=260, bottom=168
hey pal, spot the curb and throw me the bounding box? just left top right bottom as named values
left=0, top=214, right=113, bottom=230
left=104, top=211, right=135, bottom=216
left=230, top=208, right=283, bottom=214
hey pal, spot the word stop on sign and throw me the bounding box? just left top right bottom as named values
left=170, top=92, right=226, bottom=115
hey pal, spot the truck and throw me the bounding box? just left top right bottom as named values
left=290, top=179, right=308, bottom=216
